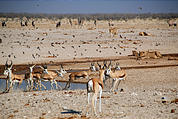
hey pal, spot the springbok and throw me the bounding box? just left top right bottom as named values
left=38, top=65, right=67, bottom=90
left=3, top=60, right=24, bottom=92
left=86, top=63, right=105, bottom=116
left=167, top=19, right=177, bottom=27
left=64, top=63, right=97, bottom=90
left=30, top=67, right=47, bottom=91
left=109, top=27, right=118, bottom=37
left=105, top=61, right=127, bottom=92
left=32, top=21, right=35, bottom=27
left=56, top=21, right=61, bottom=28
left=24, top=64, right=36, bottom=91
left=2, top=21, right=6, bottom=27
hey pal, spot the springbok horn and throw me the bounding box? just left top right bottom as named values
left=97, top=62, right=101, bottom=69
left=91, top=62, right=94, bottom=66
left=32, top=64, right=36, bottom=68
left=108, top=60, right=112, bottom=68
left=38, top=65, right=44, bottom=70
left=103, top=60, right=107, bottom=69
left=9, top=60, right=13, bottom=69
left=5, top=59, right=8, bottom=67
left=43, top=65, right=47, bottom=69
left=60, top=64, right=63, bottom=69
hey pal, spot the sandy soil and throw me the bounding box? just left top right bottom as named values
left=0, top=67, right=177, bottom=119
left=0, top=18, right=178, bottom=119
left=0, top=18, right=178, bottom=65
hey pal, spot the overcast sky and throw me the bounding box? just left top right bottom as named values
left=0, top=0, right=178, bottom=14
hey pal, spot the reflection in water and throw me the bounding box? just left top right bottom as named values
left=0, top=79, right=86, bottom=91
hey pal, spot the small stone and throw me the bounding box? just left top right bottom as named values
left=171, top=109, right=175, bottom=113
left=140, top=104, right=144, bottom=107
left=120, top=88, right=124, bottom=92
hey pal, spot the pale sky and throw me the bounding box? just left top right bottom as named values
left=0, top=0, right=178, bottom=14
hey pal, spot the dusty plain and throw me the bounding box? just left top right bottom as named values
left=0, top=17, right=178, bottom=119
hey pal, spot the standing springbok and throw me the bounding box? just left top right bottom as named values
left=86, top=63, right=105, bottom=116
left=38, top=65, right=67, bottom=90
left=24, top=64, right=36, bottom=91
left=64, top=63, right=96, bottom=90
left=167, top=19, right=177, bottom=27
left=105, top=62, right=127, bottom=92
left=109, top=27, right=118, bottom=37
left=3, top=60, right=24, bottom=92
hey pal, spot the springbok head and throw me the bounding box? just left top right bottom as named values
left=90, top=62, right=96, bottom=72
left=4, top=60, right=13, bottom=76
left=59, top=64, right=67, bottom=75
left=115, top=62, right=121, bottom=70
left=105, top=61, right=112, bottom=76
left=42, top=65, right=48, bottom=74
left=54, top=65, right=67, bottom=77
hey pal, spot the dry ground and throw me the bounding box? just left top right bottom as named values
left=0, top=18, right=178, bottom=119
left=0, top=18, right=178, bottom=65
left=0, top=67, right=177, bottom=119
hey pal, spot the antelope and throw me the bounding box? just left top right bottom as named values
left=30, top=67, right=47, bottom=91
left=3, top=60, right=24, bottom=92
left=2, top=21, right=6, bottom=27
left=139, top=32, right=151, bottom=36
left=105, top=61, right=127, bottom=92
left=167, top=19, right=177, bottom=27
left=32, top=21, right=35, bottom=27
left=56, top=21, right=61, bottom=28
left=20, top=21, right=25, bottom=27
left=86, top=63, right=105, bottom=116
left=25, top=65, right=51, bottom=91
left=24, top=64, right=36, bottom=91
left=64, top=63, right=97, bottom=90
left=69, top=19, right=72, bottom=26
left=38, top=65, right=67, bottom=90
left=94, top=19, right=97, bottom=26
left=109, top=27, right=118, bottom=37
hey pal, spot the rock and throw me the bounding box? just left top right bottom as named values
left=120, top=88, right=124, bottom=92
left=171, top=109, right=176, bottom=113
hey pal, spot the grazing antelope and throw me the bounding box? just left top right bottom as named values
left=3, top=60, right=24, bottom=92
left=64, top=63, right=97, bottom=90
left=105, top=61, right=127, bottom=92
left=38, top=65, right=67, bottom=90
left=86, top=63, right=105, bottom=116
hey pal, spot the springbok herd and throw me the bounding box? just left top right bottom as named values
left=2, top=60, right=126, bottom=115
left=1, top=18, right=177, bottom=39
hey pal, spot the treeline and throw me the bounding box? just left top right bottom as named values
left=0, top=13, right=178, bottom=20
